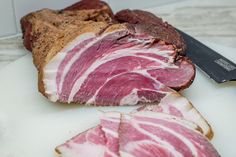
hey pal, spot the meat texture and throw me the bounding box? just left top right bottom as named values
left=136, top=93, right=213, bottom=139
left=20, top=7, right=195, bottom=106
left=56, top=126, right=107, bottom=157
left=56, top=112, right=220, bottom=157
left=119, top=112, right=219, bottom=157
left=20, top=1, right=219, bottom=157
left=63, top=0, right=114, bottom=17
left=115, top=9, right=186, bottom=54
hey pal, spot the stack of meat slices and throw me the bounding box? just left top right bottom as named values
left=20, top=0, right=220, bottom=156
left=56, top=110, right=219, bottom=157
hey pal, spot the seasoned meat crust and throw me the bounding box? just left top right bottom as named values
left=21, top=9, right=112, bottom=54
left=115, top=9, right=186, bottom=54
left=63, top=0, right=114, bottom=17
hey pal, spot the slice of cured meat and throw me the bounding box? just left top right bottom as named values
left=56, top=112, right=220, bottom=157
left=55, top=113, right=121, bottom=157
left=100, top=112, right=121, bottom=157
left=119, top=111, right=220, bottom=157
left=55, top=126, right=107, bottom=157
left=136, top=93, right=213, bottom=139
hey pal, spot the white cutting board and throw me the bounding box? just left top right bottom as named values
left=0, top=42, right=235, bottom=157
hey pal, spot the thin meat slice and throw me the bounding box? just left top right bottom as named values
left=56, top=112, right=121, bottom=157
left=100, top=112, right=121, bottom=157
left=55, top=111, right=219, bottom=157
left=55, top=126, right=107, bottom=157
left=136, top=93, right=213, bottom=139
left=119, top=111, right=220, bottom=157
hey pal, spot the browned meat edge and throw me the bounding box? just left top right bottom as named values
left=63, top=0, right=114, bottom=17
left=115, top=9, right=186, bottom=54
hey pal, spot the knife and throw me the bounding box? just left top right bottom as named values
left=177, top=29, right=236, bottom=83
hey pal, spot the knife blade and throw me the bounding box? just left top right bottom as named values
left=177, top=29, right=236, bottom=83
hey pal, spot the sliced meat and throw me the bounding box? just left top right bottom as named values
left=21, top=5, right=195, bottom=106
left=41, top=24, right=194, bottom=105
left=115, top=9, right=186, bottom=54
left=100, top=112, right=121, bottom=157
left=55, top=112, right=219, bottom=157
left=56, top=112, right=121, bottom=157
left=55, top=113, right=121, bottom=157
left=136, top=93, right=213, bottom=139
left=55, top=126, right=107, bottom=157
left=119, top=111, right=220, bottom=157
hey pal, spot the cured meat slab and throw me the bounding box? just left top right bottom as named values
left=20, top=0, right=195, bottom=106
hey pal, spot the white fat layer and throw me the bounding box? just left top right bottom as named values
left=57, top=34, right=104, bottom=94
left=123, top=140, right=178, bottom=157
left=101, top=112, right=121, bottom=122
left=160, top=93, right=210, bottom=136
left=119, top=151, right=136, bottom=157
left=56, top=30, right=128, bottom=96
left=44, top=30, right=176, bottom=104
left=57, top=142, right=106, bottom=157
left=101, top=117, right=121, bottom=123
left=127, top=115, right=183, bottom=157
left=132, top=111, right=199, bottom=132
left=100, top=112, right=120, bottom=157
left=120, top=89, right=139, bottom=106
left=119, top=87, right=169, bottom=106
left=68, top=47, right=175, bottom=103
left=43, top=33, right=96, bottom=102
left=86, top=70, right=140, bottom=104
left=87, top=68, right=171, bottom=105
left=87, top=71, right=168, bottom=105
left=117, top=69, right=171, bottom=105
left=103, top=111, right=121, bottom=118
left=105, top=149, right=119, bottom=157
left=127, top=37, right=154, bottom=44
left=134, top=69, right=170, bottom=93
left=135, top=120, right=198, bottom=156
left=101, top=113, right=120, bottom=139
left=102, top=128, right=119, bottom=138
left=86, top=65, right=172, bottom=105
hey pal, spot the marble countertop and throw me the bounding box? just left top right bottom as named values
left=0, top=0, right=235, bottom=70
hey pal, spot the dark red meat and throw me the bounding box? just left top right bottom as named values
left=115, top=9, right=186, bottom=54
